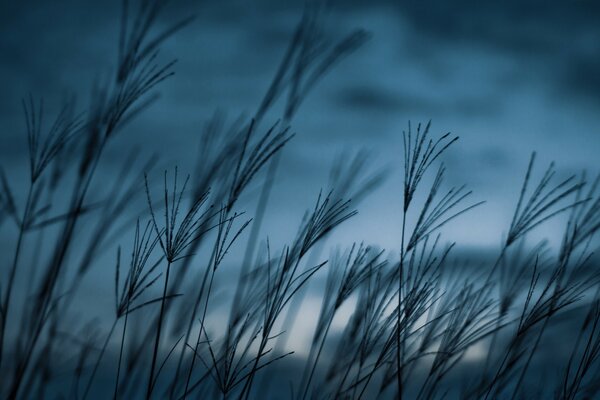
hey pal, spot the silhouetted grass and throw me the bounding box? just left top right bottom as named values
left=1, top=1, right=600, bottom=399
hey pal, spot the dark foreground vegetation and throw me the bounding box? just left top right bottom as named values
left=1, top=1, right=599, bottom=399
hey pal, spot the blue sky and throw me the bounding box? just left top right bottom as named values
left=1, top=0, right=599, bottom=250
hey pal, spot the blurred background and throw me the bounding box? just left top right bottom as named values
left=2, top=0, right=600, bottom=252
left=1, top=1, right=600, bottom=397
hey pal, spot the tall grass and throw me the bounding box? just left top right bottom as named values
left=1, top=1, right=599, bottom=399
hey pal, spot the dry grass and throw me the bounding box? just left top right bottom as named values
left=1, top=1, right=599, bottom=399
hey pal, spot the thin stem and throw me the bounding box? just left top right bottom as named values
left=147, top=260, right=172, bottom=399
left=114, top=302, right=130, bottom=400
left=231, top=153, right=281, bottom=325
left=183, top=272, right=216, bottom=398
left=182, top=246, right=218, bottom=399
left=83, top=318, right=119, bottom=400
left=300, top=317, right=333, bottom=400
left=397, top=213, right=407, bottom=400
left=480, top=247, right=509, bottom=381
left=238, top=334, right=268, bottom=400
left=8, top=143, right=106, bottom=399
left=510, top=315, right=549, bottom=399
left=0, top=185, right=33, bottom=369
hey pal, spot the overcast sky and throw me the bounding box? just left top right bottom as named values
left=1, top=0, right=600, bottom=252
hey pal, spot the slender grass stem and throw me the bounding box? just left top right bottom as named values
left=8, top=141, right=106, bottom=399
left=300, top=317, right=333, bottom=400
left=183, top=256, right=217, bottom=399
left=83, top=318, right=118, bottom=400
left=397, top=212, right=407, bottom=400
left=0, top=185, right=33, bottom=369
left=147, top=260, right=172, bottom=399
left=114, top=301, right=130, bottom=400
